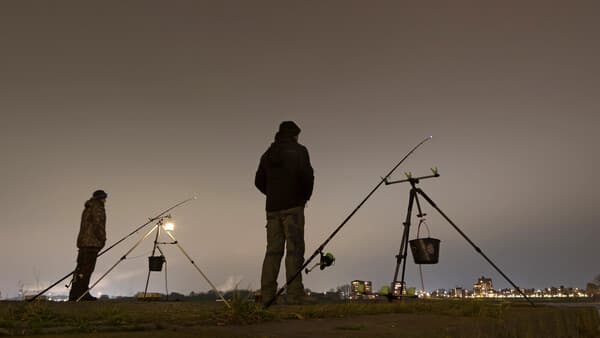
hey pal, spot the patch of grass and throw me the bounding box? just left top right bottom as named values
left=1, top=299, right=597, bottom=337
left=4, top=302, right=61, bottom=328
left=97, top=306, right=131, bottom=326
left=73, top=317, right=92, bottom=333
left=270, top=299, right=511, bottom=320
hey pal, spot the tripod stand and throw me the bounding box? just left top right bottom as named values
left=385, top=170, right=534, bottom=306
left=76, top=215, right=231, bottom=308
left=143, top=218, right=170, bottom=300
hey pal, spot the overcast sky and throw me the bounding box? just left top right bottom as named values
left=1, top=1, right=599, bottom=298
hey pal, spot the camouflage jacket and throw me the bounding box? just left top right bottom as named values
left=77, top=198, right=106, bottom=248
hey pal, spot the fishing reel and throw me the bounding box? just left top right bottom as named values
left=305, top=251, right=335, bottom=274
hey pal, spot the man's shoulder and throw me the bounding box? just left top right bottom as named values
left=270, top=141, right=306, bottom=152
left=262, top=142, right=308, bottom=160
left=287, top=143, right=309, bottom=158
left=296, top=143, right=310, bottom=155
left=290, top=141, right=308, bottom=150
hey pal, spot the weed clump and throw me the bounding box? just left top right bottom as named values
left=217, top=289, right=275, bottom=325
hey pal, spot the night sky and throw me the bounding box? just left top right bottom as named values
left=1, top=1, right=599, bottom=298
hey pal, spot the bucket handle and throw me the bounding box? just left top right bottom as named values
left=416, top=218, right=432, bottom=293
left=416, top=218, right=431, bottom=239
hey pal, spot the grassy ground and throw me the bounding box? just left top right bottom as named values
left=1, top=298, right=598, bottom=337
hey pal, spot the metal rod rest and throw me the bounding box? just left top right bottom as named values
left=385, top=173, right=440, bottom=185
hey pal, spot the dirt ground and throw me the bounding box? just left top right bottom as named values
left=21, top=310, right=600, bottom=338
left=5, top=300, right=599, bottom=338
left=19, top=312, right=499, bottom=338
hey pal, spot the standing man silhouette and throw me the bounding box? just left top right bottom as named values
left=69, top=190, right=107, bottom=301
left=255, top=121, right=314, bottom=305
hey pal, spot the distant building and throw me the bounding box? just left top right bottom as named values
left=350, top=280, right=374, bottom=299
left=431, top=289, right=447, bottom=297
left=350, top=280, right=365, bottom=299
left=24, top=294, right=47, bottom=301
left=351, top=280, right=364, bottom=294
left=451, top=287, right=466, bottom=298
left=136, top=292, right=162, bottom=300
left=473, top=276, right=493, bottom=297
left=392, top=281, right=407, bottom=297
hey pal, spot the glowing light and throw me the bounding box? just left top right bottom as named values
left=163, top=222, right=175, bottom=231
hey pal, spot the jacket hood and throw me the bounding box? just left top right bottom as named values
left=274, top=132, right=297, bottom=143
left=266, top=134, right=299, bottom=167
left=85, top=198, right=104, bottom=208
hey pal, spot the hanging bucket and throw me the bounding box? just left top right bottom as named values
left=409, top=237, right=440, bottom=264
left=409, top=219, right=440, bottom=264
left=148, top=256, right=165, bottom=271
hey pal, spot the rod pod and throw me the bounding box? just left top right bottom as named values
left=385, top=172, right=535, bottom=307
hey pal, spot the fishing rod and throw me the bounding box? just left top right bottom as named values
left=29, top=196, right=197, bottom=301
left=264, top=136, right=433, bottom=308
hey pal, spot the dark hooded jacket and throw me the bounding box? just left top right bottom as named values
left=76, top=198, right=106, bottom=248
left=255, top=134, right=314, bottom=212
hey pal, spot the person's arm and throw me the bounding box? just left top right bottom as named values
left=92, top=203, right=107, bottom=247
left=255, top=154, right=267, bottom=195
left=299, top=147, right=314, bottom=201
